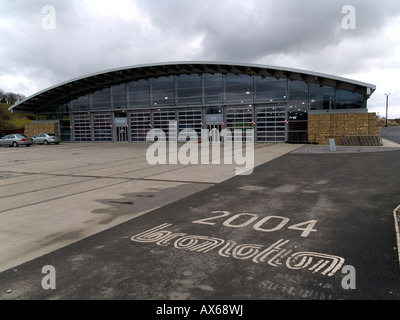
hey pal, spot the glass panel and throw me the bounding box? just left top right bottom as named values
left=288, top=90, right=308, bottom=101
left=73, top=113, right=91, bottom=142
left=287, top=80, right=308, bottom=101
left=130, top=110, right=151, bottom=142
left=178, top=107, right=202, bottom=141
left=336, top=89, right=365, bottom=109
left=177, top=88, right=202, bottom=105
left=128, top=79, right=150, bottom=107
left=176, top=74, right=201, bottom=89
left=224, top=74, right=253, bottom=103
left=93, top=113, right=112, bottom=142
left=309, top=83, right=335, bottom=110
left=205, top=106, right=222, bottom=114
left=288, top=102, right=309, bottom=112
left=288, top=80, right=308, bottom=91
left=71, top=95, right=90, bottom=111
left=177, top=74, right=202, bottom=106
left=256, top=105, right=286, bottom=142
left=60, top=114, right=71, bottom=142
left=204, top=73, right=223, bottom=104
left=112, top=83, right=127, bottom=109
left=46, top=103, right=70, bottom=113
left=91, top=88, right=111, bottom=110
left=151, top=76, right=175, bottom=107
left=254, top=76, right=287, bottom=103
left=152, top=108, right=176, bottom=141
left=226, top=105, right=254, bottom=141
left=287, top=104, right=308, bottom=143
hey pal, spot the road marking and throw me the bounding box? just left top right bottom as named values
left=393, top=204, right=400, bottom=269
left=131, top=223, right=345, bottom=277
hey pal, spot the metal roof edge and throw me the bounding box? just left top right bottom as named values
left=9, top=60, right=376, bottom=112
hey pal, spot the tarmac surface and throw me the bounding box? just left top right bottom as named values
left=380, top=126, right=400, bottom=144
left=0, top=127, right=400, bottom=302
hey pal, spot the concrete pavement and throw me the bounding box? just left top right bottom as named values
left=0, top=142, right=301, bottom=273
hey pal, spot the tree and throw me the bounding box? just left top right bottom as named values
left=0, top=89, right=26, bottom=105
left=0, top=108, right=16, bottom=130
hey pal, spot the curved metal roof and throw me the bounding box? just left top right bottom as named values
left=9, top=61, right=376, bottom=113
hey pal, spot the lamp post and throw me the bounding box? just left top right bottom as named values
left=385, top=93, right=390, bottom=127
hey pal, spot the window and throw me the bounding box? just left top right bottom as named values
left=128, top=79, right=150, bottom=107
left=178, top=108, right=202, bottom=141
left=205, top=106, right=222, bottom=114
left=73, top=113, right=91, bottom=142
left=130, top=110, right=151, bottom=142
left=288, top=80, right=308, bottom=102
left=226, top=106, right=254, bottom=141
left=176, top=74, right=202, bottom=105
left=152, top=109, right=176, bottom=141
left=204, top=73, right=223, bottom=104
left=112, top=84, right=127, bottom=109
left=254, top=76, right=287, bottom=103
left=93, top=113, right=112, bottom=142
left=309, top=83, right=334, bottom=110
left=71, top=95, right=90, bottom=111
left=151, top=76, right=175, bottom=106
left=256, top=105, right=285, bottom=142
left=60, top=113, right=71, bottom=142
left=224, top=74, right=253, bottom=103
left=336, top=89, right=365, bottom=109
left=92, top=88, right=111, bottom=110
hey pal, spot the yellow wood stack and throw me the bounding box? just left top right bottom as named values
left=308, top=112, right=380, bottom=146
left=24, top=123, right=59, bottom=137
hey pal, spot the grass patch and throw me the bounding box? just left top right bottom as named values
left=1, top=103, right=34, bottom=129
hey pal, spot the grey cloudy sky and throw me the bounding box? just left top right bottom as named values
left=0, top=0, right=399, bottom=117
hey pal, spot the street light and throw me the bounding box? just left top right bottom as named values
left=385, top=93, right=391, bottom=127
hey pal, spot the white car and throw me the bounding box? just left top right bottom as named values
left=33, top=133, right=62, bottom=145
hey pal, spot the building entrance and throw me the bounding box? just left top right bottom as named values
left=207, top=124, right=222, bottom=142
left=116, top=126, right=128, bottom=142
left=114, top=112, right=128, bottom=142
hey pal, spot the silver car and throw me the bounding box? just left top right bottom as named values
left=33, top=133, right=62, bottom=145
left=0, top=134, right=34, bottom=147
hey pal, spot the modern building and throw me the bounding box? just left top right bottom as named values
left=9, top=62, right=378, bottom=145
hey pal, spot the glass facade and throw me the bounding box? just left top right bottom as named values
left=130, top=110, right=151, bottom=142
left=256, top=105, right=286, bottom=142
left=93, top=113, right=112, bottom=142
left=226, top=106, right=254, bottom=141
left=35, top=71, right=369, bottom=143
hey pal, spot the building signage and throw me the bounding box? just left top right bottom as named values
left=205, top=114, right=223, bottom=124
left=114, top=117, right=128, bottom=126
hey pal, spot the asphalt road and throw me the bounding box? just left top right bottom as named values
left=1, top=147, right=399, bottom=303
left=380, top=125, right=400, bottom=144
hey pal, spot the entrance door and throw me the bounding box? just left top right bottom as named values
left=207, top=124, right=222, bottom=142
left=116, top=126, right=128, bottom=142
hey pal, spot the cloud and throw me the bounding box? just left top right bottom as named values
left=0, top=0, right=399, bottom=116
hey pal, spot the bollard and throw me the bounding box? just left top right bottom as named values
left=329, top=138, right=336, bottom=152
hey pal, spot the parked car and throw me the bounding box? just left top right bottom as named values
left=33, top=133, right=62, bottom=145
left=0, top=134, right=34, bottom=147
